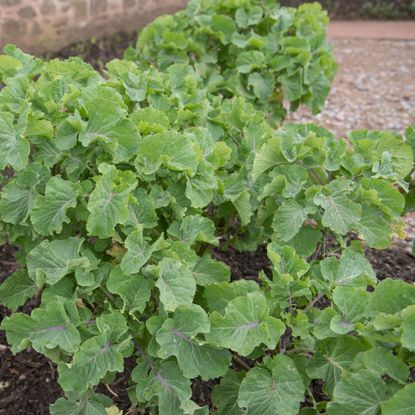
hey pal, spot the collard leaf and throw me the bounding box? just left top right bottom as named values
left=382, top=383, right=415, bottom=415
left=320, top=249, right=376, bottom=288
left=156, top=258, right=196, bottom=312
left=267, top=243, right=309, bottom=277
left=120, top=227, right=154, bottom=274
left=0, top=270, right=36, bottom=311
left=362, top=346, right=409, bottom=384
left=307, top=336, right=367, bottom=396
left=50, top=395, right=109, bottom=415
left=273, top=199, right=315, bottom=242
left=331, top=286, right=370, bottom=331
left=0, top=168, right=40, bottom=224
left=58, top=334, right=126, bottom=393
left=314, top=192, right=361, bottom=235
left=133, top=359, right=199, bottom=415
left=366, top=279, right=415, bottom=316
left=126, top=188, right=158, bottom=230
left=212, top=370, right=245, bottom=415
left=354, top=205, right=392, bottom=249
left=401, top=309, right=415, bottom=351
left=285, top=225, right=321, bottom=257
left=86, top=165, right=137, bottom=238
left=27, top=237, right=89, bottom=286
left=236, top=51, right=265, bottom=74
left=327, top=370, right=386, bottom=415
left=1, top=300, right=81, bottom=353
left=156, top=304, right=231, bottom=379
left=252, top=137, right=285, bottom=180
left=135, top=132, right=198, bottom=176
left=192, top=254, right=230, bottom=286
left=0, top=111, right=30, bottom=171
left=31, top=176, right=80, bottom=235
left=106, top=266, right=153, bottom=315
left=168, top=215, right=217, bottom=246
left=238, top=355, right=304, bottom=415
left=204, top=280, right=261, bottom=314
left=206, top=292, right=285, bottom=356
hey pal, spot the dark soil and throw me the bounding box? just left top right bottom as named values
left=365, top=246, right=415, bottom=283
left=45, top=31, right=138, bottom=71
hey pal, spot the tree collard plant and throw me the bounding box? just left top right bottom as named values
left=126, top=0, right=337, bottom=125
left=0, top=45, right=414, bottom=415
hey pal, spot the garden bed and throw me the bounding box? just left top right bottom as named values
left=1, top=4, right=415, bottom=414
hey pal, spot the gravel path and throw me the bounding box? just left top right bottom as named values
left=288, top=38, right=415, bottom=137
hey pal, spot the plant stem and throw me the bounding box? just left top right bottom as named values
left=232, top=355, right=251, bottom=371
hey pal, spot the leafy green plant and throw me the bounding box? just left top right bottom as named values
left=126, top=0, right=337, bottom=125
left=0, top=45, right=414, bottom=415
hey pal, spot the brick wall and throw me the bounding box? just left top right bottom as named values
left=0, top=0, right=187, bottom=53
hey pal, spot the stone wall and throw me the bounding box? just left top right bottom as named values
left=0, top=0, right=187, bottom=53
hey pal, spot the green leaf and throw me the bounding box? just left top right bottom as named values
left=96, top=311, right=129, bottom=342
left=331, top=286, right=370, bottom=331
left=50, top=395, right=109, bottom=415
left=327, top=370, right=386, bottom=415
left=382, top=383, right=415, bottom=415
left=267, top=243, right=309, bottom=277
left=320, top=249, right=376, bottom=288
left=156, top=304, right=231, bottom=379
left=156, top=258, right=196, bottom=312
left=0, top=111, right=30, bottom=170
left=362, top=346, right=409, bottom=384
left=236, top=51, right=265, bottom=74
left=401, top=308, right=415, bottom=351
left=86, top=164, right=136, bottom=238
left=192, top=254, right=230, bottom=286
left=360, top=178, right=405, bottom=218
left=120, top=226, right=156, bottom=274
left=354, top=205, right=392, bottom=249
left=0, top=168, right=40, bottom=224
left=285, top=225, right=321, bottom=257
left=135, top=132, right=198, bottom=176
left=366, top=279, right=415, bottom=316
left=212, top=370, right=245, bottom=415
left=0, top=270, right=36, bottom=311
left=27, top=237, right=89, bottom=286
left=273, top=200, right=315, bottom=241
left=58, top=334, right=126, bottom=393
left=206, top=292, right=285, bottom=356
left=204, top=280, right=261, bottom=314
left=238, top=355, right=304, bottom=415
left=307, top=336, right=367, bottom=396
left=133, top=360, right=198, bottom=415
left=252, top=137, right=285, bottom=180
left=314, top=192, right=361, bottom=235
left=248, top=72, right=273, bottom=101
left=168, top=215, right=217, bottom=246
left=1, top=300, right=81, bottom=353
left=126, top=188, right=158, bottom=230
left=107, top=266, right=153, bottom=315
left=31, top=176, right=80, bottom=235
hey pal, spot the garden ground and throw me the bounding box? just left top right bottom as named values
left=0, top=23, right=415, bottom=414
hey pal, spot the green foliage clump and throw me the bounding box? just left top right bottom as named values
left=0, top=9, right=414, bottom=415
left=127, top=0, right=337, bottom=124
